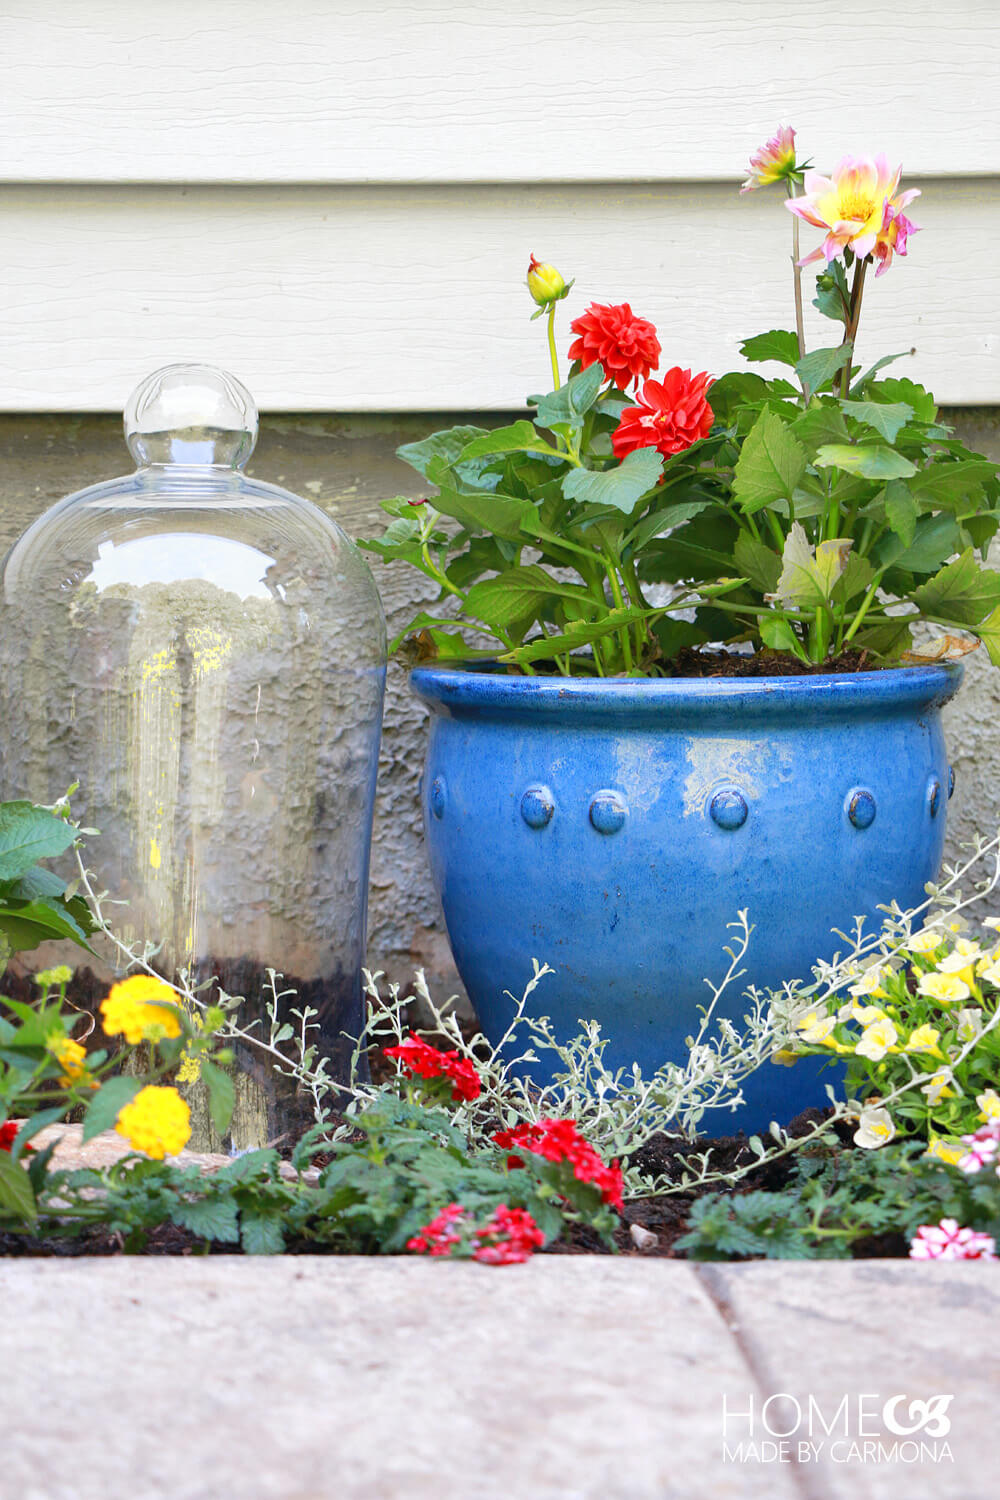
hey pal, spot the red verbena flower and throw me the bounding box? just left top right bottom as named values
left=384, top=1035, right=481, bottom=1103
left=473, top=1204, right=546, bottom=1265
left=493, top=1118, right=624, bottom=1211
left=612, top=370, right=714, bottom=460
left=406, top=1202, right=467, bottom=1257
left=567, top=302, right=661, bottom=391
left=0, top=1120, right=31, bottom=1154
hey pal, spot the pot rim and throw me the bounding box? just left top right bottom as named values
left=410, top=660, right=964, bottom=725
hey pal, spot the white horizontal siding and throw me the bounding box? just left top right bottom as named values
left=1, top=179, right=996, bottom=410
left=2, top=2, right=998, bottom=410
left=4, top=0, right=999, bottom=183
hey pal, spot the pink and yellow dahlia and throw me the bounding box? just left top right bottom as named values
left=740, top=125, right=798, bottom=194
left=786, top=154, right=920, bottom=275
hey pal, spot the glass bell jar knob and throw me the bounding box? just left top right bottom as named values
left=124, top=362, right=259, bottom=468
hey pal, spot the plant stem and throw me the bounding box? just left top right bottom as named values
left=840, top=257, right=869, bottom=397
left=603, top=554, right=634, bottom=673
left=546, top=303, right=560, bottom=391
left=786, top=182, right=807, bottom=379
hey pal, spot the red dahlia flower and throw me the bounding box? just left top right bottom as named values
left=384, top=1035, right=482, bottom=1103
left=611, top=369, right=714, bottom=460
left=567, top=302, right=661, bottom=390
left=494, top=1118, right=624, bottom=1211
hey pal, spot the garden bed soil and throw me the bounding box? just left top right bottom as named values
left=0, top=1107, right=898, bottom=1261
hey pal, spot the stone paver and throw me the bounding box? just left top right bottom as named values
left=700, top=1262, right=999, bottom=1500
left=6, top=1257, right=998, bottom=1500
left=4, top=1259, right=790, bottom=1500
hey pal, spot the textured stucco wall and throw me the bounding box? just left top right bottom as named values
left=1, top=408, right=998, bottom=1007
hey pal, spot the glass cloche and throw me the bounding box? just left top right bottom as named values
left=0, top=364, right=386, bottom=1147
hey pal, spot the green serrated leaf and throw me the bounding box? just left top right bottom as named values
left=815, top=444, right=917, bottom=481
left=790, top=402, right=850, bottom=452
left=172, top=1196, right=241, bottom=1243
left=241, top=1211, right=285, bottom=1255
left=82, top=1076, right=143, bottom=1143
left=0, top=804, right=78, bottom=882
left=432, top=488, right=533, bottom=541
left=732, top=410, right=808, bottom=515
left=456, top=421, right=553, bottom=463
left=795, top=343, right=853, bottom=394
left=733, top=532, right=781, bottom=594
left=840, top=400, right=914, bottom=443
left=739, top=329, right=801, bottom=368
left=624, top=499, right=716, bottom=552
left=0, top=1150, right=36, bottom=1223
left=499, top=607, right=650, bottom=666
left=464, top=565, right=595, bottom=630
left=199, top=1059, right=236, bottom=1137
left=912, top=549, right=1000, bottom=627
left=562, top=448, right=663, bottom=515
left=883, top=479, right=919, bottom=549
left=533, top=364, right=605, bottom=430
left=397, top=426, right=488, bottom=478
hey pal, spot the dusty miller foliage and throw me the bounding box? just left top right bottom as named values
left=75, top=831, right=1000, bottom=1200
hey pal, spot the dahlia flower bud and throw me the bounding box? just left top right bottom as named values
left=526, top=254, right=568, bottom=307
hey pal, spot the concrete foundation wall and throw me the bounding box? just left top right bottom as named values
left=2, top=409, right=998, bottom=1003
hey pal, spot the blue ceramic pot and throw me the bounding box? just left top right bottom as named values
left=410, top=664, right=962, bottom=1132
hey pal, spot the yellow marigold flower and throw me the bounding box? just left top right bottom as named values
left=101, top=975, right=183, bottom=1044
left=905, top=1024, right=942, bottom=1056
left=854, top=1106, right=895, bottom=1149
left=795, top=1010, right=836, bottom=1044
left=46, top=1033, right=89, bottom=1085
left=855, top=1017, right=899, bottom=1061
left=115, top=1085, right=191, bottom=1160
left=918, top=971, right=971, bottom=1005
left=977, top=1089, right=1000, bottom=1122
left=925, top=1138, right=964, bottom=1167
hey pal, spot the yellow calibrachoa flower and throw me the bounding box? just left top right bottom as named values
left=838, top=1001, right=886, bottom=1026
left=921, top=1068, right=955, bottom=1106
left=977, top=958, right=1000, bottom=987
left=977, top=1089, right=1000, bottom=1123
left=906, top=929, right=943, bottom=956
left=854, top=1106, right=895, bottom=1149
left=795, top=1010, right=837, bottom=1044
left=115, top=1085, right=191, bottom=1159
left=956, top=1007, right=984, bottom=1043
left=848, top=966, right=890, bottom=999
left=905, top=1024, right=943, bottom=1056
left=855, top=1017, right=898, bottom=1061
left=926, top=1138, right=964, bottom=1167
left=46, top=1033, right=89, bottom=1086
left=771, top=1048, right=799, bottom=1067
left=100, top=975, right=183, bottom=1044
left=936, top=942, right=980, bottom=987
left=918, top=972, right=971, bottom=1005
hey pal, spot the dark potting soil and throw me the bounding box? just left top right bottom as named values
left=0, top=1106, right=897, bottom=1261
left=665, top=646, right=879, bottom=678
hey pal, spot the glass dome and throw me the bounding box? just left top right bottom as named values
left=0, top=364, right=387, bottom=1147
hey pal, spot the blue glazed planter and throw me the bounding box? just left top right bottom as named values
left=411, top=664, right=962, bottom=1133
